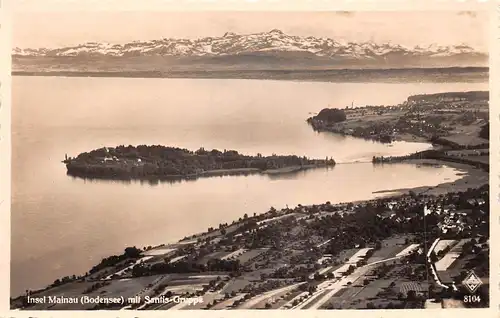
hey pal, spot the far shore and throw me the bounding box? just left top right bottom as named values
left=11, top=66, right=488, bottom=83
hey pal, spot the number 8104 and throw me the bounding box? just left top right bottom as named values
left=463, top=295, right=481, bottom=303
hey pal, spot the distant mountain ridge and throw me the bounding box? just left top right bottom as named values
left=13, top=29, right=487, bottom=66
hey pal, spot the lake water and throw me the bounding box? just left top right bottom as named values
left=11, top=77, right=488, bottom=296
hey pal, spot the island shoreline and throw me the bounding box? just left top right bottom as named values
left=62, top=146, right=336, bottom=182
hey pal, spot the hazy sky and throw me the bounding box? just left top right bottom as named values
left=13, top=11, right=488, bottom=51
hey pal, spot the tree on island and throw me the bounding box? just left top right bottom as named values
left=124, top=246, right=142, bottom=258
left=315, top=108, right=347, bottom=123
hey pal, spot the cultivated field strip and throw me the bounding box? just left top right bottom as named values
left=143, top=248, right=176, bottom=256
left=237, top=283, right=304, bottom=309
left=435, top=239, right=472, bottom=271
left=347, top=248, right=373, bottom=264
left=211, top=294, right=248, bottom=310
left=395, top=244, right=420, bottom=257
left=220, top=249, right=247, bottom=261
left=433, top=240, right=457, bottom=255
left=168, top=255, right=188, bottom=264
left=104, top=256, right=154, bottom=280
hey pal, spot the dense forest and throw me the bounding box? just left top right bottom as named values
left=313, top=108, right=347, bottom=123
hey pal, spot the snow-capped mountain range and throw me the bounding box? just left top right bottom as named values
left=13, top=29, right=486, bottom=60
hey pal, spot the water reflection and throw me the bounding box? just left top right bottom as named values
left=67, top=165, right=338, bottom=184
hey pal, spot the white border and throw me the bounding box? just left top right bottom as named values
left=8, top=0, right=498, bottom=12
left=489, top=0, right=499, bottom=312
left=0, top=0, right=11, bottom=312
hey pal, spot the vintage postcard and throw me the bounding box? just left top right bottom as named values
left=4, top=0, right=498, bottom=314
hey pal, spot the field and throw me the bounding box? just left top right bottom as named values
left=197, top=251, right=233, bottom=265
left=436, top=237, right=488, bottom=286
left=440, top=134, right=488, bottom=147
left=143, top=248, right=176, bottom=257
left=347, top=248, right=373, bottom=264
left=332, top=279, right=399, bottom=309
left=310, top=248, right=360, bottom=279
left=210, top=294, right=248, bottom=310
left=433, top=240, right=457, bottom=254
left=366, top=236, right=413, bottom=263
left=435, top=239, right=471, bottom=271
left=235, top=283, right=303, bottom=309
left=236, top=248, right=269, bottom=264
left=396, top=244, right=420, bottom=257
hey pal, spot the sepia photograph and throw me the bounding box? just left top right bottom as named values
left=9, top=8, right=490, bottom=310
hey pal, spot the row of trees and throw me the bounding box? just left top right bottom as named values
left=131, top=258, right=242, bottom=277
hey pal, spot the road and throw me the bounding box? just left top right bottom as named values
left=286, top=252, right=412, bottom=310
